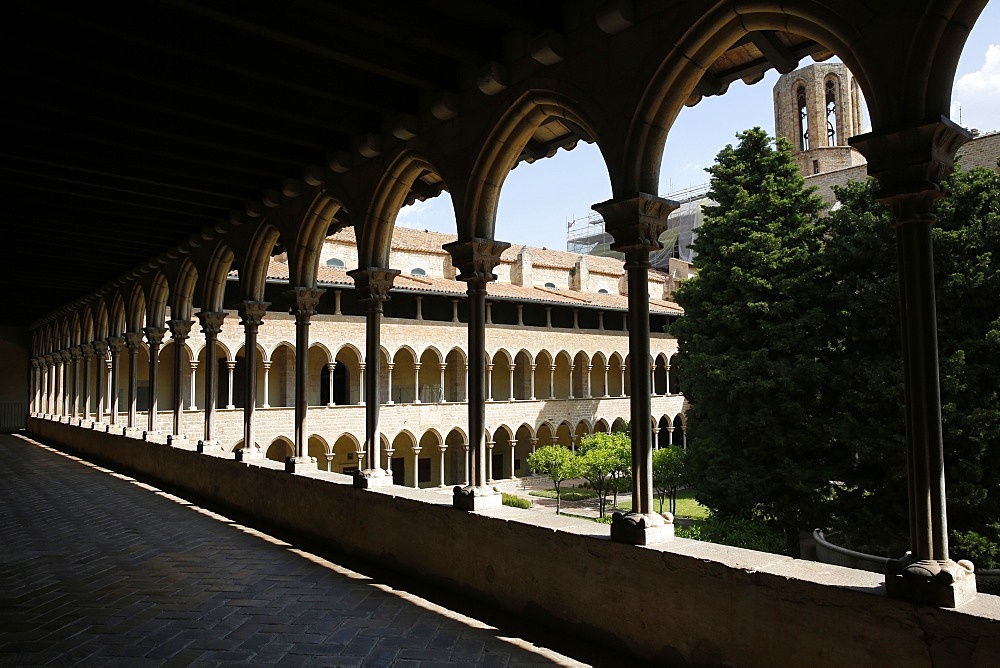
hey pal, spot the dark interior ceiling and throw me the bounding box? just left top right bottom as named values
left=3, top=1, right=830, bottom=329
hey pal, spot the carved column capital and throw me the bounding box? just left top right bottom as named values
left=106, top=336, right=125, bottom=354
left=80, top=343, right=95, bottom=358
left=43, top=354, right=54, bottom=366
left=31, top=357, right=40, bottom=369
left=167, top=319, right=194, bottom=342
left=348, top=267, right=400, bottom=305
left=287, top=286, right=326, bottom=319
left=60, top=349, right=73, bottom=362
left=69, top=346, right=82, bottom=360
left=849, top=117, right=972, bottom=221
left=237, top=301, right=269, bottom=331
left=143, top=326, right=167, bottom=348
left=196, top=310, right=227, bottom=336
left=592, top=193, right=679, bottom=259
left=443, top=238, right=511, bottom=287
left=91, top=340, right=108, bottom=356
left=123, top=332, right=144, bottom=350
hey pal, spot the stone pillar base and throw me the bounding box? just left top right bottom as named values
left=196, top=439, right=219, bottom=453
left=610, top=511, right=674, bottom=546
left=354, top=469, right=393, bottom=488
left=234, top=448, right=263, bottom=462
left=886, top=556, right=978, bottom=607
left=142, top=430, right=166, bottom=443
left=123, top=427, right=144, bottom=438
left=166, top=434, right=187, bottom=447
left=453, top=485, right=503, bottom=511
left=285, top=456, right=317, bottom=473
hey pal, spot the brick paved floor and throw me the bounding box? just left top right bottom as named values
left=0, top=434, right=622, bottom=667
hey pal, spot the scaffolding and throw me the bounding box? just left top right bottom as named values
left=565, top=183, right=711, bottom=266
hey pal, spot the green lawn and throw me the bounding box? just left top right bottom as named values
left=615, top=489, right=708, bottom=519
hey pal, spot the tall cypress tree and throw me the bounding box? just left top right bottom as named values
left=671, top=128, right=831, bottom=553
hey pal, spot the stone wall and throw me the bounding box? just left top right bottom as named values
left=28, top=418, right=1000, bottom=666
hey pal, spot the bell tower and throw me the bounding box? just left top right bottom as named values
left=774, top=63, right=866, bottom=175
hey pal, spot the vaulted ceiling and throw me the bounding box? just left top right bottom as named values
left=4, top=1, right=831, bottom=327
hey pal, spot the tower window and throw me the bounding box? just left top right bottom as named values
left=813, top=160, right=820, bottom=174
left=797, top=85, right=809, bottom=151
left=825, top=79, right=838, bottom=146
left=410, top=267, right=427, bottom=276
left=325, top=257, right=345, bottom=268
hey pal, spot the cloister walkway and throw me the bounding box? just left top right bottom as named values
left=0, top=433, right=627, bottom=666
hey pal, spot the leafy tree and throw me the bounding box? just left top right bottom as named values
left=671, top=127, right=833, bottom=554
left=526, top=445, right=581, bottom=515
left=653, top=446, right=687, bottom=515
left=578, top=432, right=631, bottom=518
left=823, top=164, right=1000, bottom=561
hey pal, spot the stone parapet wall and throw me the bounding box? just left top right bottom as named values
left=29, top=418, right=1000, bottom=666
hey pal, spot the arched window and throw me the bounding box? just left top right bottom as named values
left=544, top=282, right=557, bottom=289
left=325, top=257, right=345, bottom=268
left=598, top=288, right=609, bottom=294
left=410, top=267, right=427, bottom=276
left=825, top=78, right=838, bottom=146
left=797, top=85, right=809, bottom=151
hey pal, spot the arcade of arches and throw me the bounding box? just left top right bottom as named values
left=22, top=1, right=993, bottom=614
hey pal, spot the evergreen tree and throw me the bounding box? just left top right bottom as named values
left=671, top=127, right=832, bottom=553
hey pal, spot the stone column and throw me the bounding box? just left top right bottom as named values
left=851, top=119, right=976, bottom=606
left=70, top=347, right=82, bottom=418
left=486, top=440, right=495, bottom=483
left=236, top=301, right=268, bottom=459
left=29, top=358, right=39, bottom=415
left=386, top=363, right=395, bottom=405
left=444, top=238, right=510, bottom=510
left=650, top=363, right=657, bottom=396
left=529, top=364, right=536, bottom=400
left=80, top=344, right=93, bottom=421
left=411, top=447, right=422, bottom=488
left=462, top=442, right=470, bottom=486
left=347, top=267, right=399, bottom=488
left=123, top=332, right=143, bottom=431
left=261, top=362, right=271, bottom=408
left=358, top=363, right=365, bottom=405
left=666, top=425, right=674, bottom=446
left=415, top=295, right=423, bottom=320
left=325, top=454, right=334, bottom=472
left=326, top=363, right=336, bottom=406
left=59, top=350, right=70, bottom=417
left=438, top=363, right=446, bottom=403
left=665, top=363, right=672, bottom=394
left=225, top=362, right=236, bottom=409
left=286, top=286, right=324, bottom=473
left=585, top=364, right=593, bottom=399
left=509, top=441, right=516, bottom=479
left=413, top=363, right=422, bottom=403
left=545, top=307, right=552, bottom=327
left=106, top=337, right=125, bottom=427
left=619, top=366, right=626, bottom=397
left=516, top=304, right=524, bottom=326
left=196, top=311, right=226, bottom=450
left=603, top=364, right=611, bottom=398
left=486, top=363, right=494, bottom=402
left=92, top=341, right=107, bottom=423
left=143, top=326, right=166, bottom=436
left=438, top=445, right=448, bottom=487
left=594, top=193, right=678, bottom=545
left=508, top=365, right=515, bottom=401
left=188, top=361, right=199, bottom=410
left=567, top=364, right=575, bottom=399
left=549, top=367, right=555, bottom=399
left=167, top=319, right=193, bottom=441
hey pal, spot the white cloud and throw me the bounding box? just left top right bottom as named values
left=953, top=44, right=1000, bottom=133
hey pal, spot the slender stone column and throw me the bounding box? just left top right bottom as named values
left=69, top=347, right=82, bottom=418
left=529, top=364, right=536, bottom=400
left=650, top=363, right=657, bottom=396
left=619, top=366, right=626, bottom=397
left=444, top=238, right=510, bottom=510
left=358, top=363, right=365, bottom=405
left=196, top=311, right=226, bottom=450
left=508, top=365, right=514, bottom=401
left=45, top=354, right=55, bottom=415
left=188, top=361, right=198, bottom=410
left=509, top=441, right=516, bottom=479
left=852, top=119, right=976, bottom=606
left=59, top=350, right=70, bottom=417
left=486, top=363, right=494, bottom=402
left=665, top=364, right=672, bottom=394
left=549, top=367, right=555, bottom=399
left=286, top=286, right=325, bottom=473
left=106, top=337, right=125, bottom=427
left=568, top=364, right=575, bottom=399
left=348, top=267, right=399, bottom=488
left=80, top=344, right=93, bottom=421
left=386, top=363, right=395, bottom=405
left=667, top=425, right=674, bottom=446
left=143, top=326, right=166, bottom=436
left=414, top=363, right=422, bottom=403
left=225, top=362, right=236, bottom=409
left=167, top=319, right=193, bottom=441
left=326, top=363, right=336, bottom=406
left=92, top=340, right=107, bottom=423
left=236, top=301, right=269, bottom=459
left=585, top=364, right=593, bottom=398
left=603, top=364, right=610, bottom=397
left=438, top=445, right=448, bottom=487
left=411, top=447, right=422, bottom=488
left=462, top=442, right=470, bottom=486
left=123, top=332, right=143, bottom=431
left=261, top=362, right=271, bottom=408
left=438, top=363, right=446, bottom=403
left=486, top=441, right=495, bottom=483
left=594, top=193, right=678, bottom=545
left=30, top=358, right=39, bottom=414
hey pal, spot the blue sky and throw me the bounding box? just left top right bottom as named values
left=398, top=7, right=1000, bottom=251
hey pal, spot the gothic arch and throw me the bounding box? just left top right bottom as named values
left=462, top=89, right=608, bottom=241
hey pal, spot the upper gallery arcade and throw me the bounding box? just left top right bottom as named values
left=13, top=0, right=994, bottom=615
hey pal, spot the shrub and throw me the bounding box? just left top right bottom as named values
left=502, top=493, right=532, bottom=509
left=675, top=513, right=785, bottom=554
